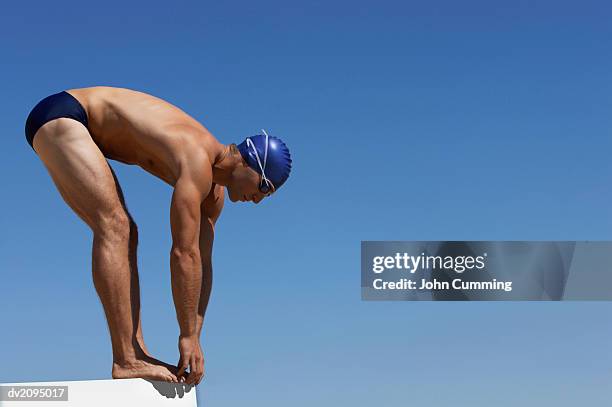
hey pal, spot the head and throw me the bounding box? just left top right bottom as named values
left=225, top=130, right=292, bottom=204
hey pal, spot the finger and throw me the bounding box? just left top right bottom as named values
left=185, top=367, right=194, bottom=384
left=196, top=358, right=204, bottom=385
left=177, top=359, right=189, bottom=380
left=191, top=358, right=202, bottom=386
left=186, top=357, right=197, bottom=385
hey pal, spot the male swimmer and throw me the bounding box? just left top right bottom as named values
left=24, top=87, right=292, bottom=385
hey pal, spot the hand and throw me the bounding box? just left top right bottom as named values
left=177, top=334, right=204, bottom=385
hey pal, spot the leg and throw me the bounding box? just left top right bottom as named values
left=32, top=118, right=176, bottom=382
left=107, top=167, right=149, bottom=357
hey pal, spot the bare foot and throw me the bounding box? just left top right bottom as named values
left=112, top=356, right=179, bottom=383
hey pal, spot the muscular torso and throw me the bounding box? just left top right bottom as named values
left=67, top=86, right=224, bottom=216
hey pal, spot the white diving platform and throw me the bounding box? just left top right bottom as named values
left=0, top=378, right=197, bottom=407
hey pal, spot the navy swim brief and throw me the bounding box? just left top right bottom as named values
left=24, top=91, right=89, bottom=150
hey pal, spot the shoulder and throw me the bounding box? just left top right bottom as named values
left=176, top=137, right=213, bottom=185
left=173, top=132, right=223, bottom=203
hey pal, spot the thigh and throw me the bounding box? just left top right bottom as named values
left=33, top=118, right=128, bottom=231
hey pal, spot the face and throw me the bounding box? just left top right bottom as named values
left=226, top=163, right=271, bottom=204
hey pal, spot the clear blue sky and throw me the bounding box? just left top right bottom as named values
left=1, top=0, right=612, bottom=405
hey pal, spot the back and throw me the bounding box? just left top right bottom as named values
left=67, top=86, right=220, bottom=185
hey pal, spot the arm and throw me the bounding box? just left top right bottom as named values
left=197, top=217, right=213, bottom=338
left=197, top=184, right=224, bottom=337
left=170, top=170, right=211, bottom=385
left=170, top=176, right=205, bottom=338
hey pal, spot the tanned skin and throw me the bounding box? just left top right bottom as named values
left=31, top=86, right=271, bottom=385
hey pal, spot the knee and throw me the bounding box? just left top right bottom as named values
left=93, top=209, right=131, bottom=243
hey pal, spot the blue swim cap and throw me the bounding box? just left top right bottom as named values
left=236, top=130, right=292, bottom=192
